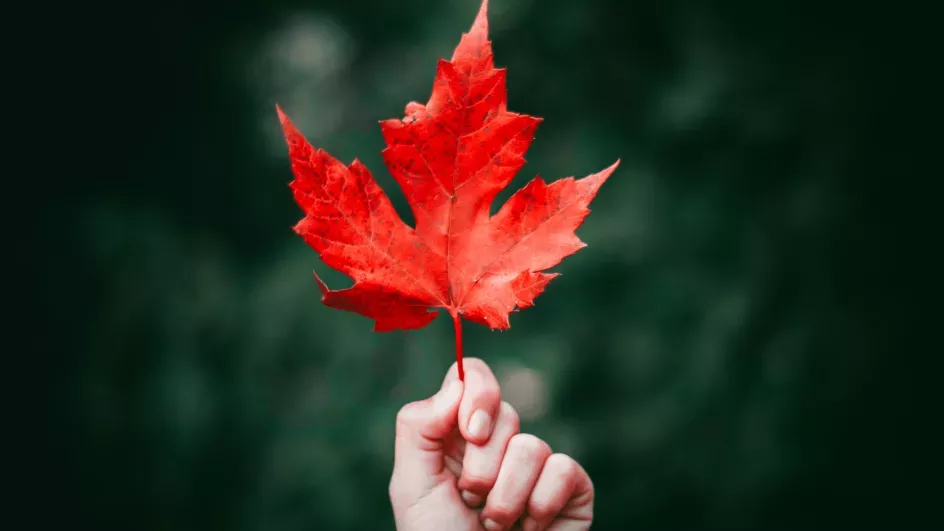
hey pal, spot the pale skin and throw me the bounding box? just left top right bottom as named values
left=389, top=358, right=594, bottom=531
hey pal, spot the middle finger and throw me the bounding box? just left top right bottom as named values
left=458, top=401, right=520, bottom=506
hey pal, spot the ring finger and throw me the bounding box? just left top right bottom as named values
left=480, top=434, right=552, bottom=531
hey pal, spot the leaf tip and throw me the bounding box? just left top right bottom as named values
left=576, top=159, right=621, bottom=198
left=472, top=0, right=489, bottom=33
left=312, top=270, right=330, bottom=297
left=276, top=105, right=302, bottom=142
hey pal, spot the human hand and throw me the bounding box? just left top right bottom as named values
left=389, top=358, right=594, bottom=531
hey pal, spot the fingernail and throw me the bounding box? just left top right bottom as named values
left=461, top=490, right=483, bottom=507
left=468, top=409, right=493, bottom=439
left=521, top=516, right=539, bottom=531
left=482, top=518, right=502, bottom=531
left=444, top=456, right=463, bottom=477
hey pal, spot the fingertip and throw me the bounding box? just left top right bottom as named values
left=442, top=357, right=490, bottom=384
left=461, top=489, right=484, bottom=507
left=450, top=359, right=499, bottom=442
left=395, top=380, right=464, bottom=443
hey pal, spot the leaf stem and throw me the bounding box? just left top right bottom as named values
left=452, top=312, right=465, bottom=381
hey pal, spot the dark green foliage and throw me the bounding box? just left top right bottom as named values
left=41, top=0, right=936, bottom=530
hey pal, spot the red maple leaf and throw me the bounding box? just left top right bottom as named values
left=277, top=0, right=618, bottom=380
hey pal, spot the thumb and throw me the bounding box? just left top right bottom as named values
left=392, top=380, right=464, bottom=489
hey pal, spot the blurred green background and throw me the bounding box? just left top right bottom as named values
left=44, top=0, right=936, bottom=529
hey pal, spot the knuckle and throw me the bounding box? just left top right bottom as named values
left=394, top=403, right=414, bottom=430
left=394, top=399, right=428, bottom=434
left=498, top=401, right=520, bottom=432
left=459, top=472, right=496, bottom=494
left=508, top=433, right=551, bottom=460
left=528, top=497, right=556, bottom=519
left=485, top=500, right=520, bottom=523
left=395, top=404, right=410, bottom=425
left=546, top=453, right=578, bottom=476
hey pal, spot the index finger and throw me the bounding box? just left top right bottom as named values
left=441, top=357, right=501, bottom=445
